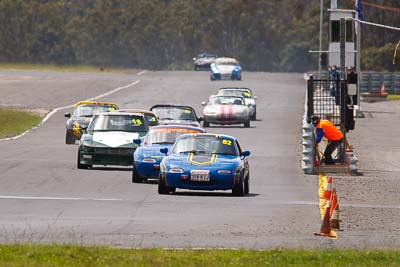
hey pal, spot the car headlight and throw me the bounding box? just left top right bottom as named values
left=169, top=168, right=184, bottom=173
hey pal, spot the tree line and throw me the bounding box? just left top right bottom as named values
left=0, top=0, right=398, bottom=72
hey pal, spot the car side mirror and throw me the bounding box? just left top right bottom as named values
left=160, top=147, right=168, bottom=155
left=198, top=117, right=204, bottom=122
left=201, top=101, right=207, bottom=106
left=64, top=112, right=71, bottom=118
left=241, top=150, right=250, bottom=157
left=133, top=138, right=142, bottom=145
left=80, top=125, right=88, bottom=133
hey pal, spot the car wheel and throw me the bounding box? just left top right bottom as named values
left=65, top=131, right=75, bottom=144
left=194, top=65, right=199, bottom=71
left=244, top=119, right=250, bottom=128
left=232, top=175, right=244, bottom=196
left=170, top=187, right=176, bottom=193
left=77, top=149, right=90, bottom=169
left=251, top=111, right=257, bottom=121
left=244, top=174, right=250, bottom=195
left=132, top=166, right=143, bottom=183
left=203, top=120, right=210, bottom=127
left=158, top=175, right=170, bottom=195
left=210, top=75, right=215, bottom=81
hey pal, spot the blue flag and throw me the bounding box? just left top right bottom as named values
left=355, top=0, right=364, bottom=20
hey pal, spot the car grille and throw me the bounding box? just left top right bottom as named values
left=181, top=180, right=218, bottom=186
left=94, top=147, right=134, bottom=156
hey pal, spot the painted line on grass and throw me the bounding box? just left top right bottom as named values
left=0, top=195, right=123, bottom=201
left=0, top=80, right=141, bottom=142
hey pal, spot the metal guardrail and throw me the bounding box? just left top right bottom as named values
left=313, top=71, right=400, bottom=93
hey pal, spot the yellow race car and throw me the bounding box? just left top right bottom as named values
left=64, top=101, right=119, bottom=144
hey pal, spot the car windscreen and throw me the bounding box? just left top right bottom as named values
left=219, top=90, right=252, bottom=98
left=172, top=135, right=238, bottom=156
left=74, top=105, right=117, bottom=118
left=152, top=107, right=197, bottom=121
left=145, top=128, right=202, bottom=145
left=209, top=96, right=244, bottom=105
left=90, top=115, right=147, bottom=132
left=144, top=114, right=158, bottom=126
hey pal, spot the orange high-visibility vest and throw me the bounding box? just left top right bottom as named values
left=317, top=119, right=343, bottom=141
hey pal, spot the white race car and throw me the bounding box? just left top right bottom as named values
left=210, top=57, right=241, bottom=81
left=202, top=95, right=250, bottom=127
left=217, top=87, right=257, bottom=120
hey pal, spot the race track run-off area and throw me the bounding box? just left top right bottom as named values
left=0, top=70, right=399, bottom=249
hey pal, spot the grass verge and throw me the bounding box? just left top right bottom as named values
left=1, top=245, right=400, bottom=267
left=0, top=62, right=139, bottom=74
left=387, top=94, right=400, bottom=101
left=0, top=108, right=43, bottom=139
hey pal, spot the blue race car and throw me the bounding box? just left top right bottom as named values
left=132, top=125, right=206, bottom=183
left=210, top=57, right=242, bottom=81
left=158, top=133, right=250, bottom=196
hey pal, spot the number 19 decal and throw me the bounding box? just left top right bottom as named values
left=132, top=119, right=142, bottom=125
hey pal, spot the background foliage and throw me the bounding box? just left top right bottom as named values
left=0, top=0, right=398, bottom=72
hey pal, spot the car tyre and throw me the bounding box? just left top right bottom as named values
left=65, top=131, right=75, bottom=144
left=251, top=111, right=257, bottom=121
left=244, top=119, right=250, bottom=128
left=232, top=176, right=244, bottom=196
left=132, top=166, right=143, bottom=183
left=244, top=174, right=250, bottom=195
left=158, top=175, right=170, bottom=195
left=203, top=120, right=210, bottom=127
left=77, top=149, right=90, bottom=169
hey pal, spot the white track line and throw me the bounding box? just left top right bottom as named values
left=137, top=70, right=147, bottom=76
left=0, top=80, right=141, bottom=142
left=285, top=201, right=400, bottom=209
left=0, top=195, right=123, bottom=201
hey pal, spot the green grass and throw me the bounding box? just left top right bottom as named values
left=387, top=94, right=400, bottom=101
left=0, top=62, right=139, bottom=74
left=0, top=108, right=43, bottom=139
left=1, top=245, right=400, bottom=267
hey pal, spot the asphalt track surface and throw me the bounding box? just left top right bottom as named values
left=0, top=70, right=399, bottom=249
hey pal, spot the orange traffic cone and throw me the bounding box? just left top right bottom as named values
left=380, top=82, right=385, bottom=95
left=330, top=188, right=342, bottom=231
left=322, top=176, right=333, bottom=200
left=314, top=199, right=337, bottom=239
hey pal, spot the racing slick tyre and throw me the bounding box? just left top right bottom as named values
left=244, top=119, right=250, bottom=128
left=132, top=166, right=143, bottom=183
left=203, top=120, right=210, bottom=128
left=244, top=174, right=250, bottom=195
left=232, top=175, right=245, bottom=196
left=77, top=149, right=90, bottom=169
left=158, top=175, right=170, bottom=195
left=65, top=131, right=75, bottom=144
left=250, top=111, right=257, bottom=121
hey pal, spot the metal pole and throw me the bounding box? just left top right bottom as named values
left=356, top=15, right=362, bottom=112
left=340, top=18, right=346, bottom=78
left=318, top=0, right=323, bottom=79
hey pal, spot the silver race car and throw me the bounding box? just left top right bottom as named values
left=202, top=95, right=250, bottom=128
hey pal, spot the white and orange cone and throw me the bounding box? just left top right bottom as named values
left=322, top=176, right=333, bottom=200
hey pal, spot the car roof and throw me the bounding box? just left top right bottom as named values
left=215, top=57, right=239, bottom=63
left=212, top=95, right=245, bottom=100
left=150, top=104, right=198, bottom=114
left=149, top=124, right=206, bottom=132
left=94, top=111, right=145, bottom=117
left=74, top=101, right=119, bottom=108
left=118, top=109, right=156, bottom=115
left=177, top=132, right=236, bottom=140
left=218, top=87, right=252, bottom=93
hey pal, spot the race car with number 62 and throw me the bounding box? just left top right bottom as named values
left=158, top=133, right=250, bottom=196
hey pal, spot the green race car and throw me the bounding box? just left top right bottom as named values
left=77, top=112, right=148, bottom=169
